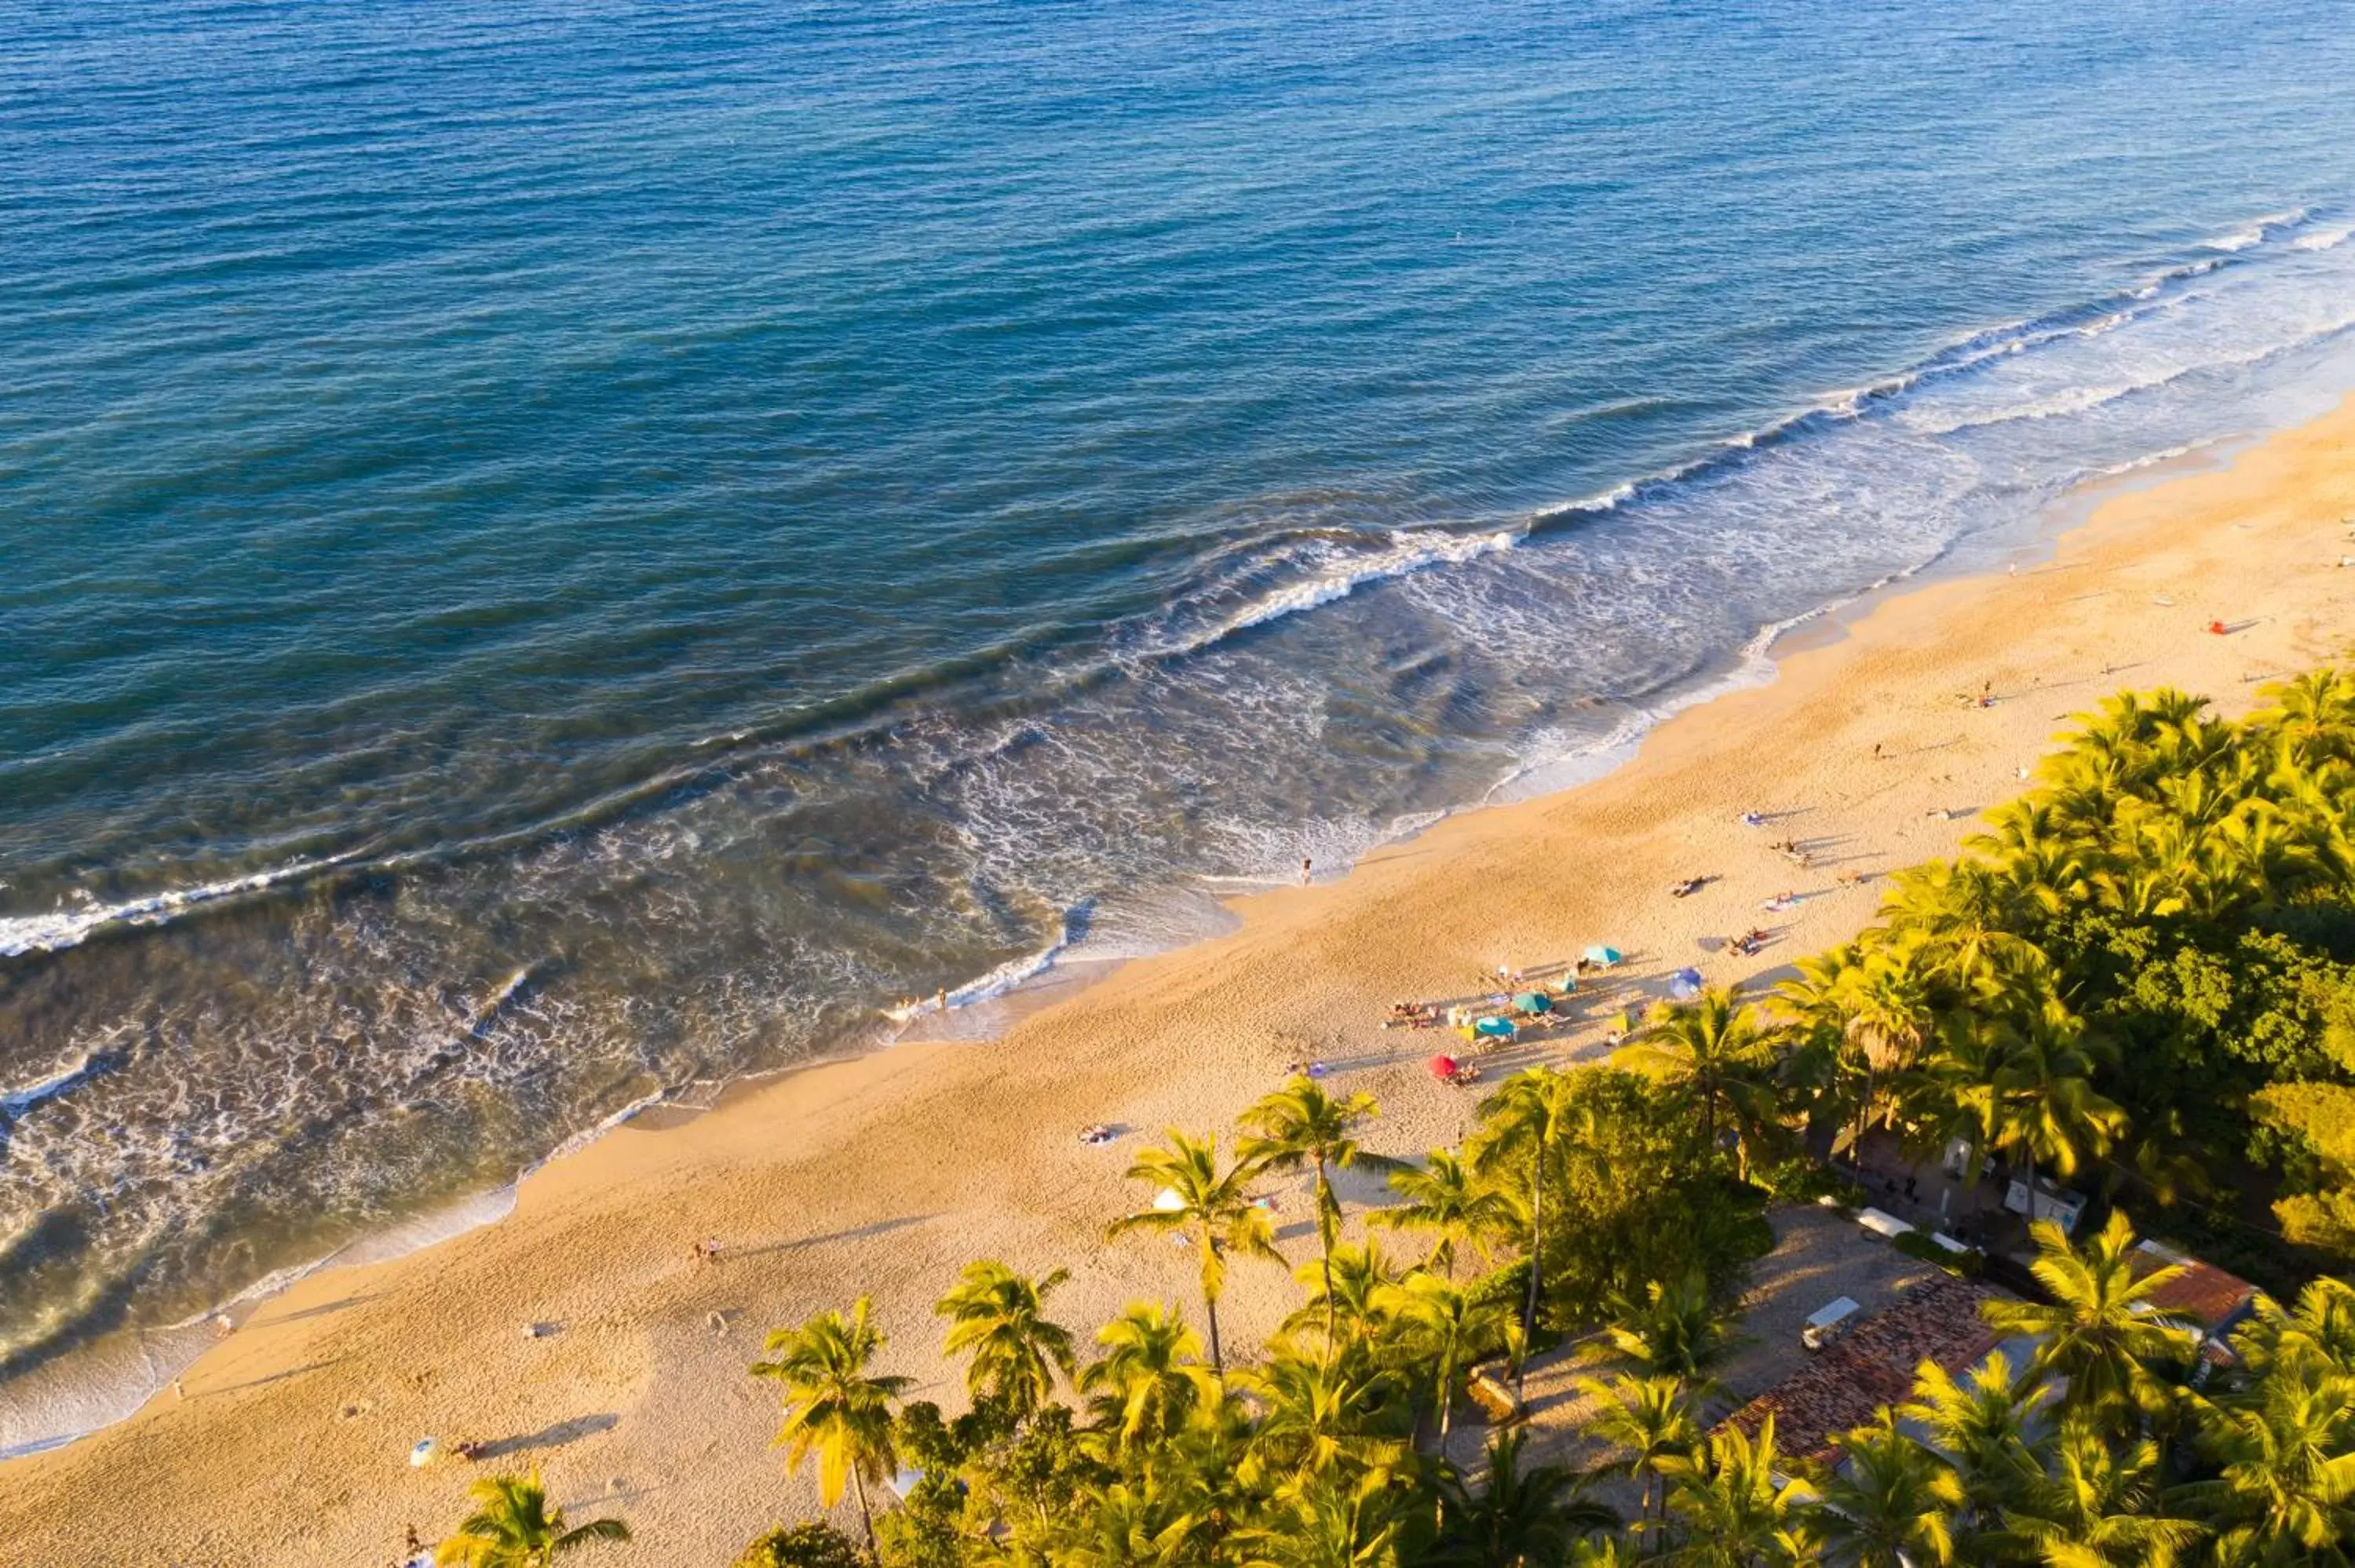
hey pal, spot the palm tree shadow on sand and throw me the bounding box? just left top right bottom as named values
left=469, top=1411, right=619, bottom=1461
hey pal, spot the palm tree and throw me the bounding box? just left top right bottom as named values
left=1982, top=1214, right=2198, bottom=1422
left=1051, top=1482, right=1207, bottom=1568
left=750, top=1298, right=912, bottom=1555
left=1575, top=1372, right=1699, bottom=1540
left=1432, top=1429, right=1619, bottom=1568
left=1653, top=1416, right=1814, bottom=1566
left=1282, top=1240, right=1406, bottom=1352
left=434, top=1471, right=629, bottom=1568
left=1773, top=942, right=1930, bottom=1158
left=1242, top=1079, right=1383, bottom=1348
left=1371, top=1149, right=1521, bottom=1278
left=1234, top=1468, right=1415, bottom=1568
left=1237, top=1344, right=1413, bottom=1487
left=1080, top=1301, right=1221, bottom=1455
left=1988, top=1004, right=2127, bottom=1223
left=1898, top=1351, right=2050, bottom=1525
left=1617, top=987, right=1774, bottom=1176
left=1376, top=1271, right=1509, bottom=1458
left=1603, top=1267, right=1739, bottom=1387
left=2172, top=1366, right=2355, bottom=1566
left=1473, top=1067, right=1588, bottom=1389
left=1998, top=1415, right=2202, bottom=1567
left=1809, top=1410, right=1964, bottom=1567
left=2233, top=1276, right=2355, bottom=1378
left=1108, top=1130, right=1283, bottom=1373
left=1881, top=861, right=2039, bottom=988
left=934, top=1260, right=1077, bottom=1420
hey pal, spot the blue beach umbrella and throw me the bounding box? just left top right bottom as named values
left=1583, top=944, right=1623, bottom=967
left=1668, top=967, right=1703, bottom=1001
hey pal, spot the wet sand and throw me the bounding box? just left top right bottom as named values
left=5, top=398, right=2353, bottom=1566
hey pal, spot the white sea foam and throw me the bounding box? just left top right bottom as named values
left=0, top=858, right=345, bottom=958
left=882, top=906, right=1088, bottom=1023
left=2295, top=223, right=2355, bottom=253
left=0, top=1048, right=119, bottom=1125
left=1220, top=527, right=1523, bottom=634
left=1145, top=525, right=1524, bottom=662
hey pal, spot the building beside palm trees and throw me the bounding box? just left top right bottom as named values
left=2128, top=1238, right=2260, bottom=1373
left=1712, top=1274, right=2007, bottom=1468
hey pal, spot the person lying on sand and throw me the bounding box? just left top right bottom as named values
left=1740, top=810, right=1766, bottom=828
left=1670, top=875, right=1708, bottom=897
left=1077, top=1123, right=1115, bottom=1147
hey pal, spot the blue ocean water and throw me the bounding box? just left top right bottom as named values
left=5, top=0, right=2355, bottom=1442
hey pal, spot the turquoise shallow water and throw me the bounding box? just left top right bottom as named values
left=5, top=0, right=2355, bottom=1440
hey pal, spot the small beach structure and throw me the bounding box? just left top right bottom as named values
left=1583, top=944, right=1623, bottom=967
left=1668, top=966, right=1703, bottom=1000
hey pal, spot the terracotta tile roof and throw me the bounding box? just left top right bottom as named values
left=2130, top=1247, right=2258, bottom=1333
left=1716, top=1274, right=2003, bottom=1466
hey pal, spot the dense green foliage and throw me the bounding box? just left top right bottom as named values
left=434, top=671, right=2355, bottom=1564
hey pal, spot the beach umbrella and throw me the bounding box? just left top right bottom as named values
left=409, top=1438, right=439, bottom=1468
left=1512, top=991, right=1551, bottom=1016
left=1474, top=1015, right=1517, bottom=1040
left=1583, top=944, right=1623, bottom=966
left=1668, top=967, right=1703, bottom=1000
left=1428, top=1055, right=1460, bottom=1079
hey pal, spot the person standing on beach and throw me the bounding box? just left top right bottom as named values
left=1300, top=856, right=1313, bottom=884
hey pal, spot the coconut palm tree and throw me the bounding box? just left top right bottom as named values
left=1997, top=1415, right=2202, bottom=1567
left=1982, top=1214, right=2199, bottom=1422
left=1237, top=1344, right=1413, bottom=1487
left=1375, top=1271, right=1509, bottom=1457
left=934, top=1260, right=1077, bottom=1421
left=2254, top=667, right=2355, bottom=765
left=1241, top=1079, right=1383, bottom=1348
left=1432, top=1428, right=1620, bottom=1568
left=750, top=1297, right=911, bottom=1555
left=1371, top=1149, right=1521, bottom=1278
left=1575, top=1372, right=1700, bottom=1541
left=2234, top=1277, right=2355, bottom=1378
left=1109, top=1130, right=1283, bottom=1373
left=434, top=1471, right=629, bottom=1568
left=1881, top=861, right=2040, bottom=988
left=1898, top=1351, right=2050, bottom=1524
left=1809, top=1410, right=1965, bottom=1567
left=1049, top=1480, right=1208, bottom=1568
left=1618, top=987, right=1774, bottom=1175
left=1282, top=1239, right=1408, bottom=1352
left=1234, top=1468, right=1415, bottom=1568
left=1473, top=1067, right=1588, bottom=1387
left=1989, top=1005, right=2127, bottom=1227
left=1080, top=1301, right=1221, bottom=1455
left=1653, top=1415, right=1814, bottom=1566
left=1603, top=1266, right=1740, bottom=1387
left=2172, top=1366, right=2355, bottom=1566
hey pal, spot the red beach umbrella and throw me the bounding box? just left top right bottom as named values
left=1427, top=1054, right=1459, bottom=1080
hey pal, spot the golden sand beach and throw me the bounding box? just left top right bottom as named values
left=5, top=399, right=2353, bottom=1566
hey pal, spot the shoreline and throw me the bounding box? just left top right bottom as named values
left=7, top=391, right=2355, bottom=1564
